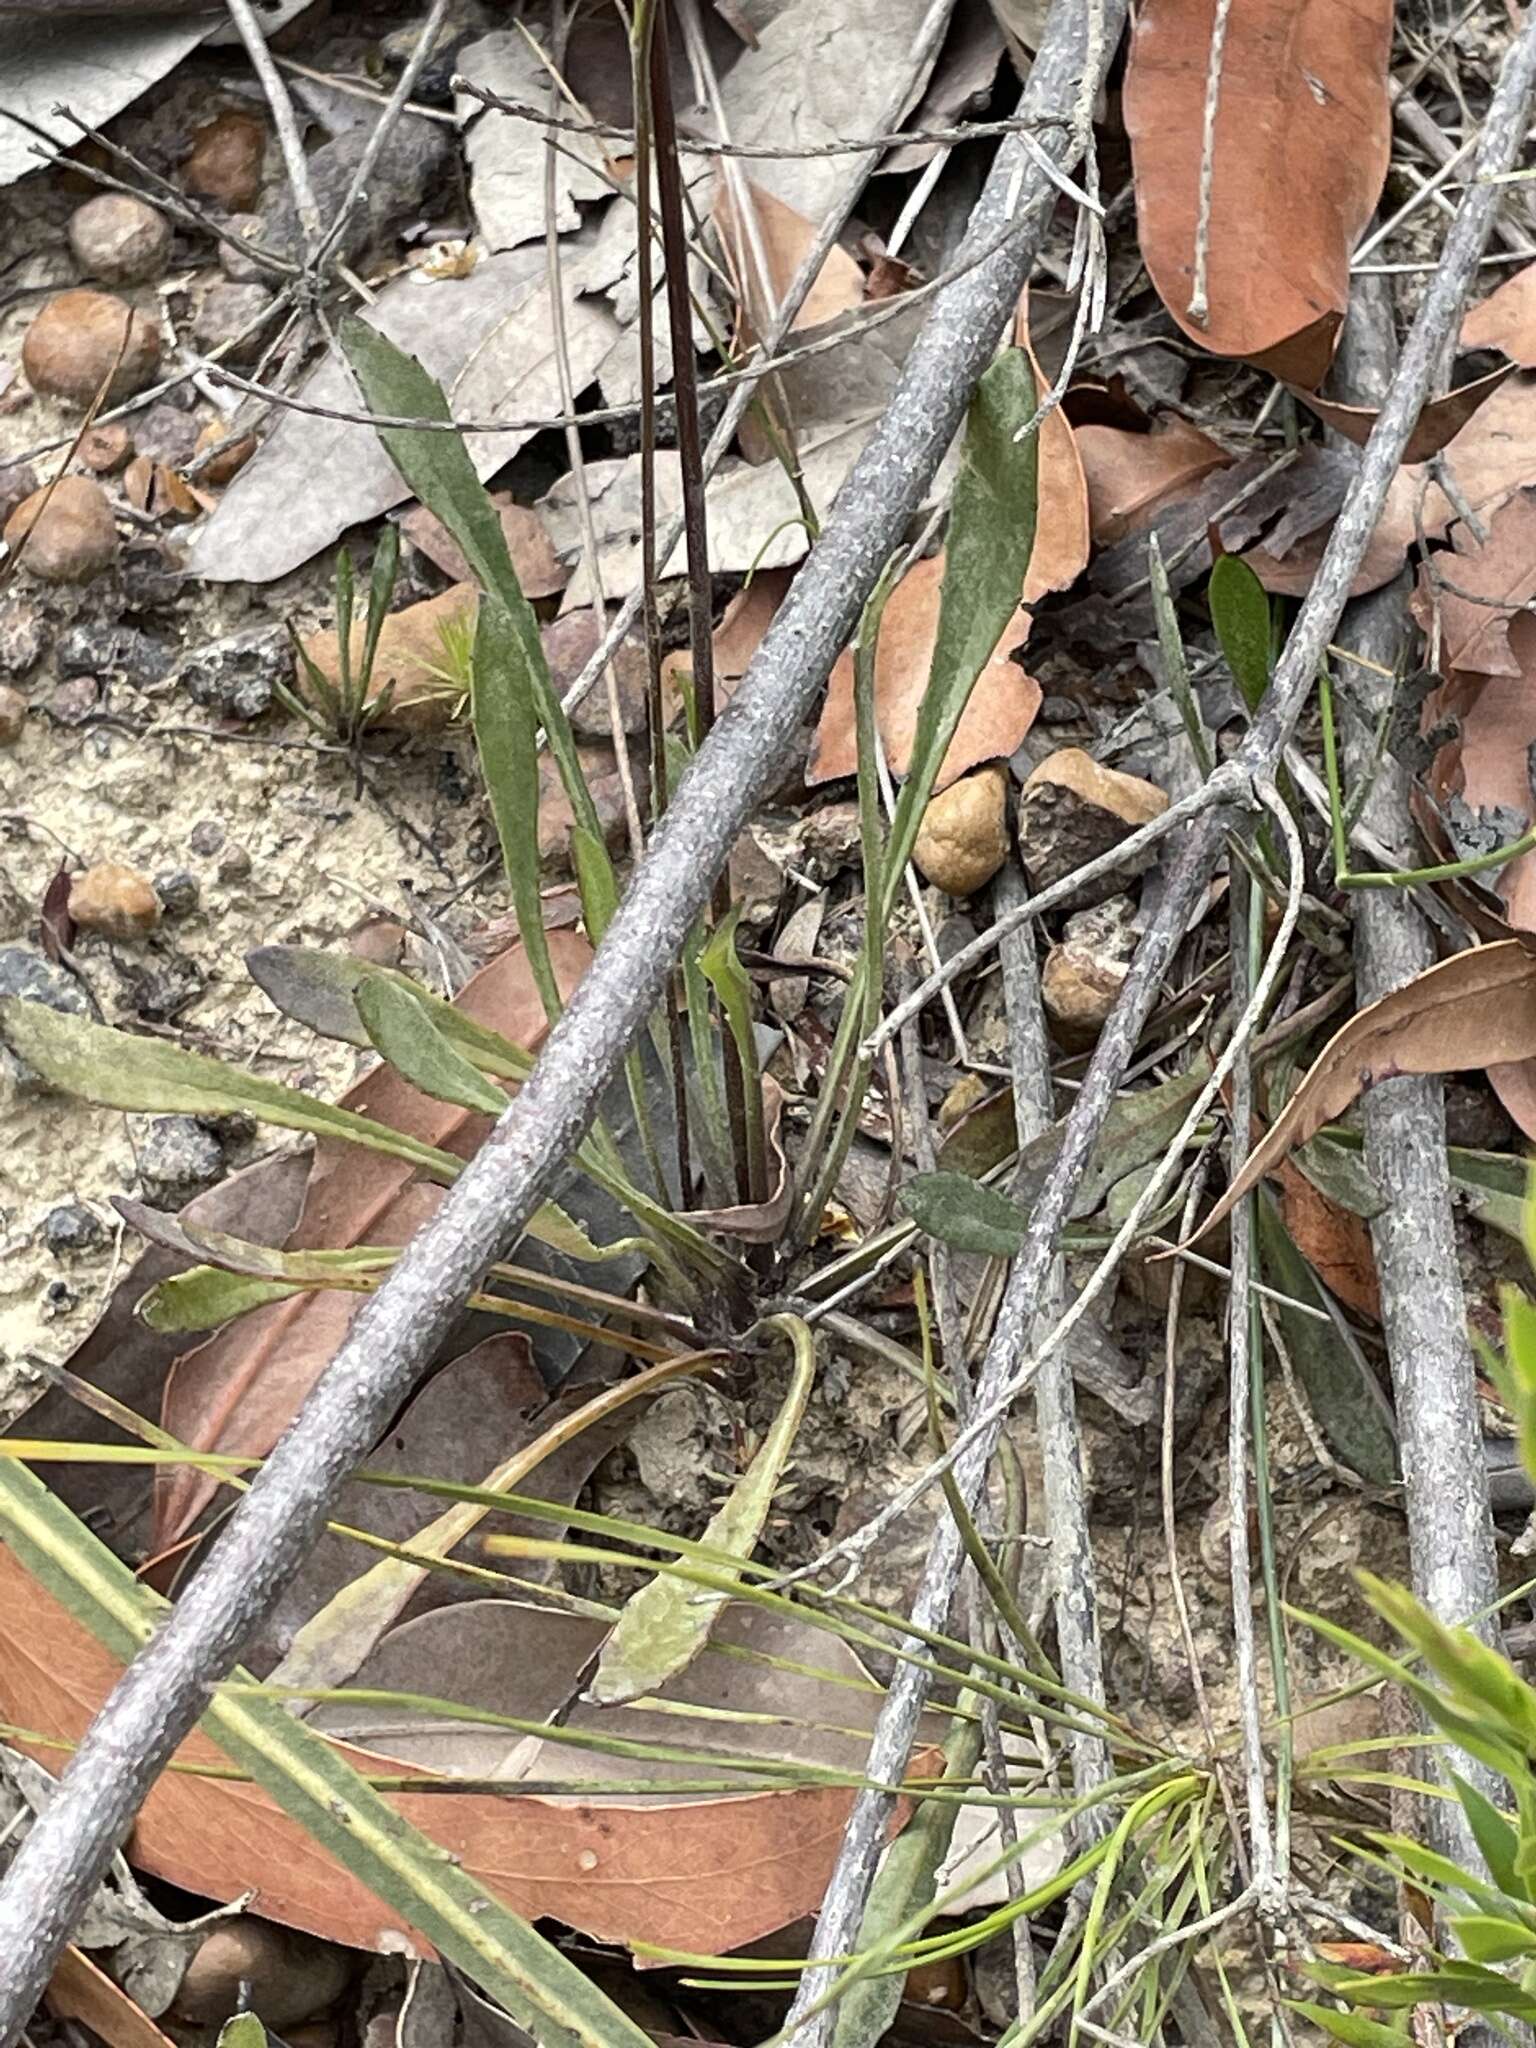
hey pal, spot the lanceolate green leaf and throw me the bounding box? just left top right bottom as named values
left=1288, top=2001, right=1416, bottom=2047
left=1208, top=553, right=1272, bottom=714
left=141, top=1268, right=307, bottom=1332
left=472, top=594, right=563, bottom=1024
left=0, top=1459, right=653, bottom=2048
left=588, top=1316, right=817, bottom=1706
left=0, top=1000, right=458, bottom=1182
left=882, top=347, right=1039, bottom=910
left=337, top=320, right=608, bottom=869
left=898, top=1172, right=1026, bottom=1257
left=248, top=946, right=535, bottom=1080
left=355, top=976, right=511, bottom=1117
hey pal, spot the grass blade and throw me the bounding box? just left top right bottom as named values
left=473, top=594, right=565, bottom=1025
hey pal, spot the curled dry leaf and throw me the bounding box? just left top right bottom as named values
left=679, top=1078, right=792, bottom=1243
left=46, top=1948, right=177, bottom=2048
left=1463, top=261, right=1536, bottom=367
left=1075, top=415, right=1230, bottom=547
left=0, top=1550, right=927, bottom=1958
left=1123, top=0, right=1393, bottom=387
left=1191, top=941, right=1536, bottom=1245
left=1425, top=611, right=1536, bottom=936
left=1268, top=1153, right=1379, bottom=1321
left=809, top=551, right=1038, bottom=790
left=1246, top=374, right=1536, bottom=600
left=155, top=936, right=592, bottom=1550
left=1288, top=364, right=1513, bottom=465
left=1013, top=293, right=1091, bottom=604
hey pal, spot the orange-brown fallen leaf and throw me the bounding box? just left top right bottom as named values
left=1425, top=614, right=1536, bottom=936
left=0, top=1547, right=924, bottom=1958
left=1075, top=415, right=1230, bottom=546
left=808, top=551, right=1038, bottom=790
left=713, top=175, right=864, bottom=340
left=661, top=568, right=794, bottom=718
left=1191, top=941, right=1536, bottom=1243
left=296, top=584, right=480, bottom=733
left=1410, top=485, right=1536, bottom=677
left=1013, top=293, right=1091, bottom=603
left=47, top=1948, right=177, bottom=2048
left=155, top=935, right=591, bottom=1549
left=1123, top=0, right=1393, bottom=387
left=1247, top=375, right=1536, bottom=600
left=397, top=495, right=568, bottom=599
left=1268, top=1153, right=1379, bottom=1321
left=1463, top=260, right=1536, bottom=367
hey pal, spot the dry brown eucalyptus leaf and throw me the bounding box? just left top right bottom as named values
left=809, top=551, right=1038, bottom=790
left=1075, top=416, right=1230, bottom=547
left=1191, top=941, right=1536, bottom=1244
left=1463, top=260, right=1536, bottom=367
left=1289, top=365, right=1512, bottom=465
left=1123, top=0, right=1393, bottom=387
left=0, top=1556, right=931, bottom=1957
left=155, top=936, right=591, bottom=1549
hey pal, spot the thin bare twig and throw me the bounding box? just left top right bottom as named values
left=1333, top=275, right=1503, bottom=1875
left=994, top=859, right=1111, bottom=1817
left=1187, top=0, right=1233, bottom=324
left=221, top=0, right=322, bottom=257
left=452, top=77, right=1068, bottom=159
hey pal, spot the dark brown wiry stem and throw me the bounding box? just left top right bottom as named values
left=649, top=2, right=756, bottom=1204
left=631, top=0, right=693, bottom=1209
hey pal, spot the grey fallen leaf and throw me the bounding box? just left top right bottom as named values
left=764, top=296, right=927, bottom=441
left=883, top=0, right=1006, bottom=174
left=576, top=160, right=714, bottom=410
left=456, top=28, right=611, bottom=253
left=715, top=0, right=943, bottom=221
left=187, top=239, right=623, bottom=584
left=0, top=0, right=316, bottom=186
left=984, top=0, right=1050, bottom=72
left=309, top=1597, right=899, bottom=1784
left=0, top=13, right=209, bottom=186
left=541, top=409, right=958, bottom=600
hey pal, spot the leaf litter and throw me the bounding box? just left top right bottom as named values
left=15, top=0, right=1536, bottom=2036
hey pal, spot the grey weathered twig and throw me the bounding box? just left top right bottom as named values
left=0, top=0, right=1122, bottom=2026
left=221, top=0, right=322, bottom=256
left=313, top=0, right=454, bottom=270
left=1333, top=276, right=1501, bottom=1867
left=993, top=859, right=1111, bottom=1816
left=781, top=12, right=1536, bottom=2035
